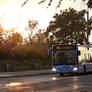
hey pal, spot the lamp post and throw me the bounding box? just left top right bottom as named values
left=87, top=5, right=89, bottom=44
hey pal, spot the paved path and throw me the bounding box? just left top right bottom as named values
left=0, top=70, right=52, bottom=78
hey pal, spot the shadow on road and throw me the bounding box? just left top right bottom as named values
left=54, top=72, right=92, bottom=77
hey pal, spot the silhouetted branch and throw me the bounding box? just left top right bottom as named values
left=21, top=0, right=29, bottom=7
left=21, top=0, right=91, bottom=8
left=48, top=0, right=53, bottom=6
left=56, top=0, right=62, bottom=8
left=38, top=0, right=46, bottom=4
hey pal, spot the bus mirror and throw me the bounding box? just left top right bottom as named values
left=78, top=51, right=81, bottom=56
left=48, top=50, right=50, bottom=55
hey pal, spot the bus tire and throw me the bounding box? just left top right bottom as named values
left=60, top=73, right=64, bottom=76
left=83, top=65, right=86, bottom=74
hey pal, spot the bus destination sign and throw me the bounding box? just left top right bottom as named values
left=55, top=45, right=76, bottom=50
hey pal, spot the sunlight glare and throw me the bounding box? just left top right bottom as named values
left=0, top=0, right=90, bottom=38
left=52, top=77, right=57, bottom=80
left=1, top=3, right=53, bottom=35
left=5, top=81, right=32, bottom=91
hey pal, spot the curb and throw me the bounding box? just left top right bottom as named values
left=0, top=70, right=53, bottom=78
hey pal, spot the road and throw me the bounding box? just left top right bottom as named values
left=0, top=73, right=92, bottom=92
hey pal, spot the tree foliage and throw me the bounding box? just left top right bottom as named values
left=7, top=32, right=23, bottom=45
left=26, top=20, right=38, bottom=44
left=45, top=8, right=87, bottom=44
left=87, top=0, right=92, bottom=8
left=0, top=24, right=4, bottom=44
left=0, top=22, right=51, bottom=71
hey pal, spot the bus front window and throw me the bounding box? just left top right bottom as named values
left=54, top=51, right=77, bottom=65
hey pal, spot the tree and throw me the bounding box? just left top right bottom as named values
left=45, top=8, right=87, bottom=44
left=88, top=0, right=92, bottom=8
left=87, top=16, right=92, bottom=35
left=0, top=24, right=4, bottom=44
left=32, top=30, right=46, bottom=47
left=26, top=20, right=38, bottom=45
left=7, top=32, right=23, bottom=46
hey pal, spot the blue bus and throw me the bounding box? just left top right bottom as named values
left=48, top=44, right=92, bottom=76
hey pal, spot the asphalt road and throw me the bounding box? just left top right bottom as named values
left=0, top=73, right=92, bottom=92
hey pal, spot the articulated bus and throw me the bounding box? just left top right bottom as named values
left=48, top=44, right=92, bottom=76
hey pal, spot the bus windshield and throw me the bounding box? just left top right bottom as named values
left=54, top=50, right=77, bottom=65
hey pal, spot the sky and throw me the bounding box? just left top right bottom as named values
left=0, top=0, right=91, bottom=37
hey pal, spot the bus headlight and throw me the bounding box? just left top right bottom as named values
left=73, top=67, right=78, bottom=71
left=52, top=68, right=56, bottom=72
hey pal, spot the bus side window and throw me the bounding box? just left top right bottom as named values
left=84, top=53, right=86, bottom=61
left=89, top=53, right=92, bottom=63
left=78, top=52, right=84, bottom=64
left=80, top=53, right=86, bottom=64
left=88, top=53, right=90, bottom=61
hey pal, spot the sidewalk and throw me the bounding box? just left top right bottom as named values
left=0, top=70, right=52, bottom=78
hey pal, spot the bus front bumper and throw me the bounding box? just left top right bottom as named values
left=52, top=67, right=81, bottom=74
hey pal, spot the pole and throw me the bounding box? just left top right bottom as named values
left=87, top=6, right=89, bottom=21
left=87, top=6, right=89, bottom=44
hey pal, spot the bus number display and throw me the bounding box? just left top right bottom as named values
left=55, top=45, right=75, bottom=50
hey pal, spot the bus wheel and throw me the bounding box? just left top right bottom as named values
left=83, top=65, right=86, bottom=74
left=60, top=73, right=64, bottom=76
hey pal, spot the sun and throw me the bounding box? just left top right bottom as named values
left=0, top=0, right=58, bottom=36
left=1, top=4, right=53, bottom=31
left=2, top=16, right=18, bottom=30
left=1, top=7, right=28, bottom=34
